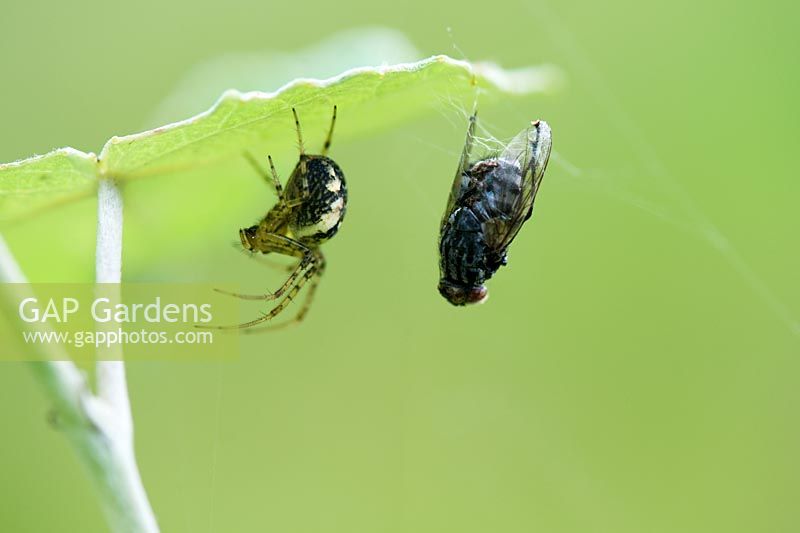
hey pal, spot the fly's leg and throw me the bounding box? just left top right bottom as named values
left=321, top=105, right=337, bottom=156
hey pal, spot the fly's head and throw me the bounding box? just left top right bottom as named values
left=437, top=280, right=489, bottom=306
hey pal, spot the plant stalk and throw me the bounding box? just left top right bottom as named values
left=0, top=178, right=159, bottom=532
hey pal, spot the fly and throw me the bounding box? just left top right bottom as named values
left=438, top=113, right=552, bottom=305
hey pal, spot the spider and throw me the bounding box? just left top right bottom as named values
left=438, top=113, right=552, bottom=305
left=213, top=106, right=347, bottom=331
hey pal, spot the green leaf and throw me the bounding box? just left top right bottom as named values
left=98, top=56, right=559, bottom=181
left=0, top=55, right=559, bottom=224
left=0, top=148, right=97, bottom=223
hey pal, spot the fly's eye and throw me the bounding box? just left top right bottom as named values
left=466, top=286, right=488, bottom=304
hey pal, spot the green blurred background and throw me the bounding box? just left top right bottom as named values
left=1, top=0, right=799, bottom=531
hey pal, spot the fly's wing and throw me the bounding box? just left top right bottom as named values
left=441, top=113, right=477, bottom=232
left=514, top=119, right=551, bottom=217
left=484, top=120, right=552, bottom=253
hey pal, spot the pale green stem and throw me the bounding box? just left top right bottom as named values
left=0, top=178, right=158, bottom=532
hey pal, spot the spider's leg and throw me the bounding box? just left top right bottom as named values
left=284, top=194, right=307, bottom=209
left=288, top=107, right=315, bottom=203
left=216, top=256, right=312, bottom=301
left=246, top=251, right=326, bottom=333
left=245, top=250, right=325, bottom=333
left=266, top=155, right=283, bottom=199
left=292, top=251, right=326, bottom=323
left=292, top=107, right=306, bottom=155
left=217, top=234, right=313, bottom=301
left=321, top=105, right=337, bottom=156
left=212, top=250, right=321, bottom=330
left=292, top=107, right=306, bottom=157
left=244, top=152, right=283, bottom=199
left=246, top=253, right=299, bottom=273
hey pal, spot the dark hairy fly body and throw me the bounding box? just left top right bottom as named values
left=438, top=114, right=552, bottom=306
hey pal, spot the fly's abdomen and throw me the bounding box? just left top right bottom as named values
left=439, top=207, right=493, bottom=287
left=286, top=156, right=347, bottom=244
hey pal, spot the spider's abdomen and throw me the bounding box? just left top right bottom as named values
left=285, top=155, right=347, bottom=245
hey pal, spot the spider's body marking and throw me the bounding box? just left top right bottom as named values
left=285, top=155, right=347, bottom=242
left=210, top=107, right=345, bottom=331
